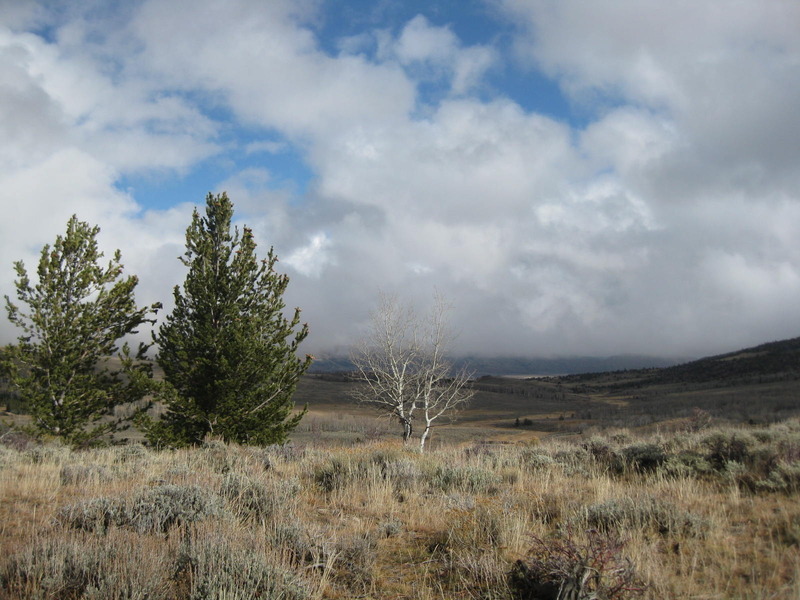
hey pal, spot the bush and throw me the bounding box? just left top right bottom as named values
left=175, top=537, right=309, bottom=600
left=702, top=431, right=755, bottom=470
left=60, top=463, right=113, bottom=486
left=331, top=532, right=378, bottom=591
left=621, top=443, right=667, bottom=473
left=314, top=458, right=361, bottom=492
left=60, top=485, right=223, bottom=535
left=127, top=484, right=222, bottom=534
left=220, top=473, right=301, bottom=521
left=56, top=497, right=124, bottom=534
left=0, top=534, right=166, bottom=599
left=509, top=529, right=646, bottom=600
left=429, top=464, right=502, bottom=494
left=583, top=496, right=708, bottom=538
left=660, top=451, right=714, bottom=479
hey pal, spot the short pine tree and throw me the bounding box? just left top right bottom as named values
left=3, top=216, right=160, bottom=448
left=150, top=193, right=311, bottom=446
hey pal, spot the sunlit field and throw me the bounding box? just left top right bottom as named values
left=2, top=417, right=799, bottom=599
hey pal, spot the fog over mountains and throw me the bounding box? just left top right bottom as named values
left=308, top=353, right=690, bottom=377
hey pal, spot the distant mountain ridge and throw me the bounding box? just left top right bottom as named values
left=309, top=336, right=800, bottom=380
left=555, top=336, right=800, bottom=389
left=655, top=336, right=800, bottom=384
left=308, top=353, right=689, bottom=377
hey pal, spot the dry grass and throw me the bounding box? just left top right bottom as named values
left=1, top=420, right=800, bottom=599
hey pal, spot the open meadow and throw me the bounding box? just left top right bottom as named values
left=2, top=415, right=800, bottom=598
left=2, top=339, right=800, bottom=599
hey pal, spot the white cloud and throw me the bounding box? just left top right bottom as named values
left=500, top=0, right=800, bottom=189
left=285, top=233, right=332, bottom=278
left=2, top=1, right=799, bottom=361
left=389, top=15, right=497, bottom=95
left=130, top=0, right=415, bottom=137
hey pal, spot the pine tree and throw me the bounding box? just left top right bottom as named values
left=3, top=216, right=160, bottom=448
left=151, top=193, right=311, bottom=446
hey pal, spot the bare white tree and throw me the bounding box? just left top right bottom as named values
left=350, top=292, right=473, bottom=451
left=350, top=293, right=419, bottom=444
left=413, top=293, right=474, bottom=452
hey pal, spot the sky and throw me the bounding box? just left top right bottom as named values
left=1, top=0, right=799, bottom=360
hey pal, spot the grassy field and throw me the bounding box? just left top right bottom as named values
left=2, top=338, right=800, bottom=598
left=2, top=417, right=800, bottom=599
left=288, top=361, right=800, bottom=448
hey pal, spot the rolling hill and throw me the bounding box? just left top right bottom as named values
left=294, top=335, right=800, bottom=444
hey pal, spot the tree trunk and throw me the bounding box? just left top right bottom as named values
left=419, top=423, right=431, bottom=453
left=402, top=419, right=413, bottom=444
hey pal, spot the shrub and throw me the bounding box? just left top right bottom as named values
left=220, top=473, right=301, bottom=521
left=175, top=536, right=309, bottom=600
left=56, top=497, right=124, bottom=534
left=0, top=534, right=166, bottom=600
left=331, top=532, right=378, bottom=591
left=583, top=496, right=708, bottom=538
left=314, top=458, right=357, bottom=492
left=57, top=485, right=223, bottom=535
left=429, top=464, right=502, bottom=494
left=520, top=449, right=557, bottom=471
left=509, top=529, right=646, bottom=600
left=59, top=463, right=113, bottom=486
left=702, top=431, right=755, bottom=470
left=621, top=443, right=667, bottom=473
left=127, top=484, right=222, bottom=534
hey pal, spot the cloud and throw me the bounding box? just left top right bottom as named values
left=0, top=6, right=219, bottom=341
left=500, top=0, right=800, bottom=190
left=1, top=1, right=799, bottom=362
left=285, top=233, right=333, bottom=278
left=391, top=15, right=497, bottom=95
left=130, top=0, right=415, bottom=138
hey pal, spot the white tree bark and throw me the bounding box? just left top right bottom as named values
left=350, top=293, right=420, bottom=444
left=351, top=291, right=473, bottom=451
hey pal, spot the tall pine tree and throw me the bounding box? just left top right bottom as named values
left=3, top=216, right=159, bottom=448
left=151, top=193, right=311, bottom=446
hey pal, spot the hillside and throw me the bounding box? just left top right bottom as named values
left=293, top=336, right=800, bottom=445
left=309, top=353, right=687, bottom=377
left=657, top=336, right=800, bottom=383
left=557, top=336, right=800, bottom=388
